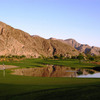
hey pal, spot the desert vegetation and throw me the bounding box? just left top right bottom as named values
left=0, top=55, right=26, bottom=62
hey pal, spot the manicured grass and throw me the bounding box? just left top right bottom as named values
left=0, top=59, right=46, bottom=68
left=0, top=70, right=100, bottom=100
left=0, top=58, right=100, bottom=100
left=39, top=59, right=97, bottom=68
left=0, top=58, right=97, bottom=68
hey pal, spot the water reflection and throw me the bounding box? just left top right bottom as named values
left=12, top=65, right=99, bottom=77
left=78, top=73, right=100, bottom=78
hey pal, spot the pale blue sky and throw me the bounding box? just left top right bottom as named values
left=0, top=0, right=100, bottom=47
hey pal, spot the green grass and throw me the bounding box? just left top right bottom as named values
left=0, top=70, right=100, bottom=100
left=0, top=58, right=97, bottom=69
left=39, top=59, right=97, bottom=68
left=0, top=58, right=100, bottom=100
left=0, top=59, right=46, bottom=68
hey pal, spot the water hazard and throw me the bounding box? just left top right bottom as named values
left=12, top=65, right=100, bottom=78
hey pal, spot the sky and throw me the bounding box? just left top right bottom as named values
left=0, top=0, right=100, bottom=47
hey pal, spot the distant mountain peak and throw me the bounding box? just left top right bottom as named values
left=64, top=39, right=100, bottom=56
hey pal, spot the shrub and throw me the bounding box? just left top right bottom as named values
left=77, top=70, right=83, bottom=75
left=77, top=53, right=84, bottom=63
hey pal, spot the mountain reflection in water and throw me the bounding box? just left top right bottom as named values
left=12, top=65, right=98, bottom=77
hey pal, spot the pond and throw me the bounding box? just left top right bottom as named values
left=77, top=73, right=100, bottom=78
left=12, top=65, right=100, bottom=78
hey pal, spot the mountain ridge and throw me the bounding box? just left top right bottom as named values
left=51, top=38, right=100, bottom=56
left=0, top=21, right=79, bottom=58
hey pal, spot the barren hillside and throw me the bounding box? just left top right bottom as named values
left=0, top=21, right=79, bottom=57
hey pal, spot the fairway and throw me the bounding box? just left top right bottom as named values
left=0, top=59, right=100, bottom=100
left=0, top=71, right=100, bottom=100
left=0, top=58, right=97, bottom=68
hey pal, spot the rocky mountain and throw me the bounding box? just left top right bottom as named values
left=64, top=39, right=100, bottom=56
left=0, top=21, right=79, bottom=57
left=49, top=38, right=100, bottom=56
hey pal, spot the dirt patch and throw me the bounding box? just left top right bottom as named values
left=0, top=65, right=18, bottom=70
left=91, top=62, right=100, bottom=65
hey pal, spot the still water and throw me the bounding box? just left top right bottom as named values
left=12, top=65, right=100, bottom=78
left=77, top=73, right=100, bottom=78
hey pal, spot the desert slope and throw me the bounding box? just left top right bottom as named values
left=0, top=21, right=79, bottom=57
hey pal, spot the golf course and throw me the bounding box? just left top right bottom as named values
left=0, top=58, right=100, bottom=100
left=0, top=0, right=100, bottom=99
